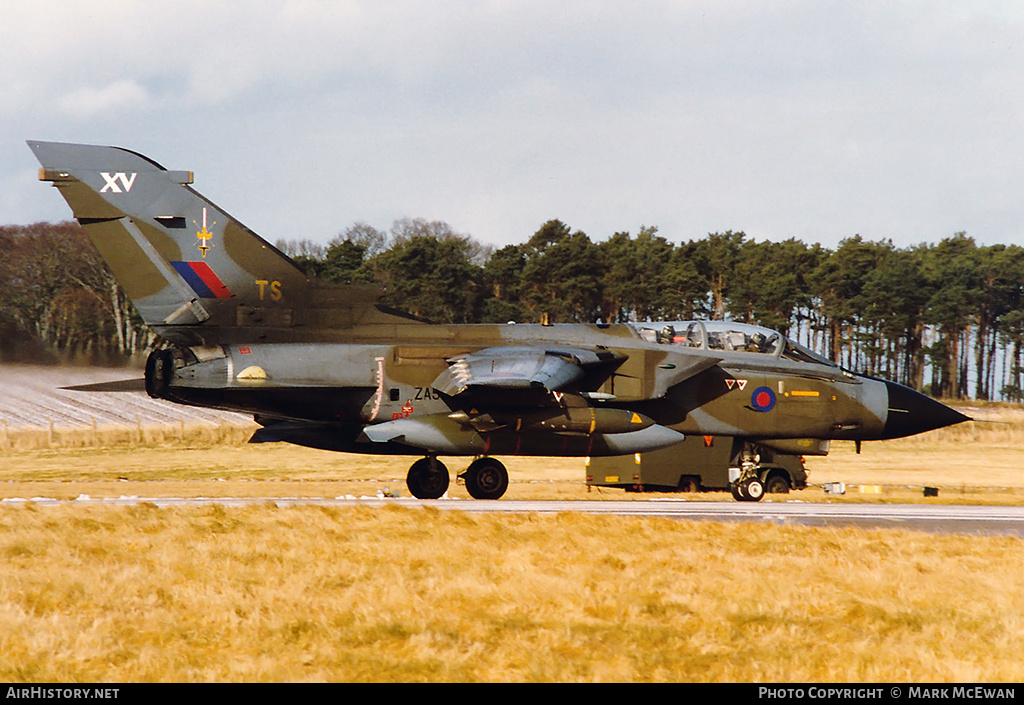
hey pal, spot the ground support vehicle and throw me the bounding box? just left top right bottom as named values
left=586, top=435, right=811, bottom=501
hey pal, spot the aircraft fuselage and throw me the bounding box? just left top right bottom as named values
left=148, top=320, right=953, bottom=460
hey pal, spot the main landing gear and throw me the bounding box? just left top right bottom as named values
left=406, top=457, right=450, bottom=500
left=461, top=457, right=509, bottom=500
left=404, top=456, right=510, bottom=500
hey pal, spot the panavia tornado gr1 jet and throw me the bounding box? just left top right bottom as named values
left=28, top=141, right=970, bottom=501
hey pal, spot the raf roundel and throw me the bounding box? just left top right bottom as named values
left=751, top=386, right=776, bottom=413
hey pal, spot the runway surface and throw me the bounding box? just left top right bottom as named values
left=6, top=495, right=1024, bottom=536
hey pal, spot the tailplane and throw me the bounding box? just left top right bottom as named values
left=28, top=140, right=398, bottom=345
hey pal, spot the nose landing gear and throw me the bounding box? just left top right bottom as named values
left=730, top=476, right=765, bottom=502
left=730, top=449, right=766, bottom=502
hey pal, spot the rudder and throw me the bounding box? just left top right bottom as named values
left=28, top=140, right=309, bottom=345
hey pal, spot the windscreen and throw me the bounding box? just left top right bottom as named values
left=632, top=320, right=835, bottom=367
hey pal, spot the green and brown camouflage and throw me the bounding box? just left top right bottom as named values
left=28, top=141, right=970, bottom=501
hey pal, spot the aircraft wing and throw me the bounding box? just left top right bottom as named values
left=432, top=345, right=622, bottom=406
left=359, top=344, right=719, bottom=451
left=432, top=344, right=720, bottom=407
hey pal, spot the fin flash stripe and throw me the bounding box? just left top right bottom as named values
left=170, top=261, right=234, bottom=299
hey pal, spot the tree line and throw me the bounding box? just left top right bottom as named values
left=3, top=219, right=1023, bottom=401
left=0, top=222, right=145, bottom=365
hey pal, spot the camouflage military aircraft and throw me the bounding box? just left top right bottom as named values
left=27, top=140, right=970, bottom=501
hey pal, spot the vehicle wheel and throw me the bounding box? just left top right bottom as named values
left=742, top=477, right=765, bottom=502
left=678, top=477, right=700, bottom=493
left=765, top=473, right=790, bottom=494
left=730, top=482, right=746, bottom=501
left=463, top=457, right=509, bottom=500
left=407, top=457, right=449, bottom=499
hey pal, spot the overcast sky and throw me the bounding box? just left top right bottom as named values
left=3, top=1, right=1024, bottom=252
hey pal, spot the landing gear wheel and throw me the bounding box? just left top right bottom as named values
left=406, top=457, right=449, bottom=499
left=741, top=477, right=765, bottom=502
left=462, top=457, right=509, bottom=500
left=730, top=482, right=747, bottom=501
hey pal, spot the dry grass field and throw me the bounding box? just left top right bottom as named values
left=4, top=503, right=1024, bottom=682
left=1, top=403, right=1024, bottom=682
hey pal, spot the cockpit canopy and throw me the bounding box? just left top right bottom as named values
left=631, top=320, right=836, bottom=367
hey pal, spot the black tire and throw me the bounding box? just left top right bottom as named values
left=407, top=457, right=449, bottom=499
left=730, top=482, right=746, bottom=501
left=678, top=477, right=700, bottom=493
left=764, top=473, right=791, bottom=494
left=742, top=477, right=765, bottom=502
left=463, top=457, right=509, bottom=500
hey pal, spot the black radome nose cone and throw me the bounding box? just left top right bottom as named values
left=882, top=381, right=971, bottom=439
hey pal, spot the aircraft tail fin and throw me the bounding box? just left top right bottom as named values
left=27, top=140, right=369, bottom=345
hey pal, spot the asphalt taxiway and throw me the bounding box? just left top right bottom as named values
left=6, top=496, right=1024, bottom=536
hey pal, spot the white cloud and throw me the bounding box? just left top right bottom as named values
left=56, top=79, right=150, bottom=119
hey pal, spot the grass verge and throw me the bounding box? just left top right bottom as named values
left=2, top=503, right=1023, bottom=682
